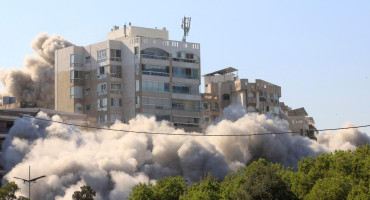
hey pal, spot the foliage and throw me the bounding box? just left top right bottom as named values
left=290, top=144, right=370, bottom=199
left=180, top=173, right=221, bottom=200
left=221, top=158, right=296, bottom=200
left=128, top=183, right=154, bottom=200
left=0, top=182, right=20, bottom=200
left=72, top=185, right=96, bottom=200
left=128, top=145, right=370, bottom=200
left=128, top=176, right=187, bottom=200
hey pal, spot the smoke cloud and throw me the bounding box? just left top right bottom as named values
left=0, top=33, right=73, bottom=108
left=1, top=107, right=368, bottom=199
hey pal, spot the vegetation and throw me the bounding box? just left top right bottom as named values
left=129, top=144, right=370, bottom=200
left=72, top=185, right=96, bottom=200
left=0, top=182, right=28, bottom=200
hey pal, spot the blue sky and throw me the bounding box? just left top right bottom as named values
left=0, top=0, right=369, bottom=133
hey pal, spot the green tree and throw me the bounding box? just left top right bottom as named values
left=0, top=182, right=20, bottom=200
left=152, top=176, right=187, bottom=200
left=128, top=183, right=154, bottom=200
left=221, top=158, right=296, bottom=200
left=290, top=144, right=370, bottom=199
left=129, top=176, right=187, bottom=200
left=180, top=173, right=221, bottom=200
left=72, top=185, right=96, bottom=200
left=305, top=176, right=352, bottom=200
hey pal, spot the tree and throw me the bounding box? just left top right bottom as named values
left=290, top=144, right=370, bottom=199
left=152, top=176, right=187, bottom=200
left=180, top=173, right=221, bottom=200
left=128, top=183, right=154, bottom=200
left=221, top=158, right=296, bottom=200
left=129, top=176, right=187, bottom=200
left=0, top=182, right=20, bottom=200
left=72, top=185, right=96, bottom=200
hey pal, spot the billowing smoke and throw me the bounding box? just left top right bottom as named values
left=1, top=107, right=369, bottom=199
left=0, top=33, right=73, bottom=108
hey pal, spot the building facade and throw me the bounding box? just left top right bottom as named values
left=55, top=25, right=201, bottom=130
left=202, top=67, right=281, bottom=125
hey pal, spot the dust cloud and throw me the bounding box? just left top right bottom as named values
left=1, top=107, right=368, bottom=199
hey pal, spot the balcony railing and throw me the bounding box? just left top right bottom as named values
left=142, top=71, right=169, bottom=77
left=141, top=54, right=169, bottom=60
left=173, top=58, right=199, bottom=64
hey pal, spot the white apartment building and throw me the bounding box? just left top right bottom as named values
left=55, top=24, right=201, bottom=131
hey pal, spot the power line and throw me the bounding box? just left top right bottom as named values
left=21, top=115, right=370, bottom=137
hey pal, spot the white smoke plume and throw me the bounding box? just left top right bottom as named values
left=0, top=33, right=73, bottom=108
left=1, top=107, right=369, bottom=199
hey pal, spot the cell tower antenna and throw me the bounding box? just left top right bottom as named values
left=181, top=16, right=191, bottom=42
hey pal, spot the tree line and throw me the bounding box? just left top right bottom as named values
left=1, top=145, right=369, bottom=199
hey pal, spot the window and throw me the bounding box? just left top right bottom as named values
left=172, top=83, right=199, bottom=95
left=172, top=51, right=200, bottom=63
left=214, top=102, right=219, bottom=110
left=135, top=96, right=140, bottom=108
left=97, top=98, right=107, bottom=111
left=70, top=71, right=84, bottom=83
left=141, top=48, right=169, bottom=60
left=98, top=115, right=107, bottom=125
left=98, top=82, right=107, bottom=96
left=70, top=54, right=84, bottom=67
left=222, top=94, right=230, bottom=100
left=110, top=49, right=121, bottom=61
left=136, top=80, right=140, bottom=91
left=97, top=65, right=108, bottom=79
left=85, top=88, right=90, bottom=95
left=111, top=97, right=122, bottom=107
left=172, top=116, right=200, bottom=126
left=142, top=80, right=170, bottom=92
left=70, top=86, right=82, bottom=99
left=135, top=64, right=140, bottom=75
left=173, top=67, right=198, bottom=79
left=172, top=99, right=200, bottom=112
left=111, top=114, right=123, bottom=124
left=110, top=65, right=122, bottom=78
left=85, top=72, right=90, bottom=79
left=85, top=56, right=90, bottom=63
left=134, top=47, right=139, bottom=55
left=86, top=104, right=91, bottom=111
left=111, top=82, right=122, bottom=94
left=74, top=103, right=83, bottom=114
left=142, top=97, right=170, bottom=110
left=97, top=49, right=107, bottom=63
left=142, top=64, right=169, bottom=77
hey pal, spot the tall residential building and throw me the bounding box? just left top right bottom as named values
left=202, top=67, right=281, bottom=125
left=55, top=24, right=201, bottom=131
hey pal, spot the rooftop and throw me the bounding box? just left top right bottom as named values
left=203, top=67, right=238, bottom=77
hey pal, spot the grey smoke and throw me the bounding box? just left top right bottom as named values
left=1, top=107, right=369, bottom=199
left=0, top=33, right=73, bottom=108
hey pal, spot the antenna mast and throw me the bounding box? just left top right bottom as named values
left=14, top=165, right=46, bottom=200
left=181, top=16, right=191, bottom=42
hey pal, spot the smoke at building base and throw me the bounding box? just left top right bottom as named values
left=0, top=33, right=73, bottom=108
left=1, top=109, right=368, bottom=200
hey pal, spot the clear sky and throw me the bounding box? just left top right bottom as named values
left=0, top=0, right=369, bottom=133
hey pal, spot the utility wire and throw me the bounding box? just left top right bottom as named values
left=20, top=115, right=370, bottom=137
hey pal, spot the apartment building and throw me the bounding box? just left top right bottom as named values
left=55, top=24, right=201, bottom=130
left=279, top=103, right=318, bottom=140
left=202, top=67, right=281, bottom=125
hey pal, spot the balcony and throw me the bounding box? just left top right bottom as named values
left=141, top=54, right=169, bottom=60
left=172, top=58, right=199, bottom=64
